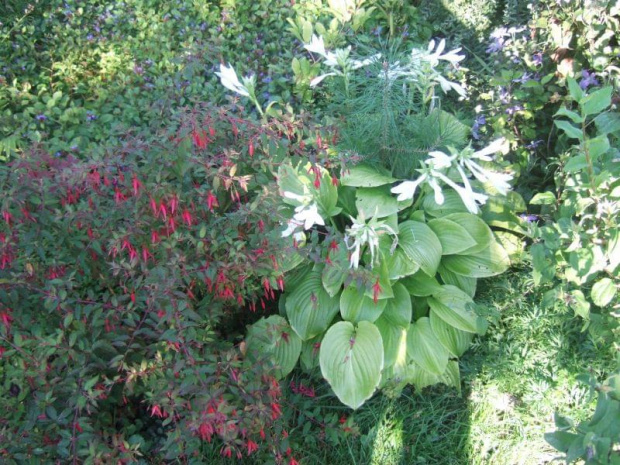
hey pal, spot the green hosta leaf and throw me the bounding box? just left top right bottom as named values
left=399, top=221, right=442, bottom=276
left=607, top=229, right=620, bottom=273
left=423, top=190, right=469, bottom=217
left=401, top=271, right=442, bottom=297
left=246, top=316, right=302, bottom=379
left=320, top=321, right=384, bottom=409
left=591, top=278, right=616, bottom=307
left=555, top=120, right=583, bottom=140
left=407, top=317, right=450, bottom=376
left=429, top=310, right=474, bottom=357
left=441, top=239, right=510, bottom=278
left=363, top=258, right=394, bottom=301
left=581, top=87, right=612, bottom=116
left=382, top=283, right=412, bottom=328
left=386, top=246, right=420, bottom=279
left=322, top=241, right=349, bottom=297
left=428, top=218, right=477, bottom=255
left=340, top=164, right=397, bottom=187
left=441, top=361, right=462, bottom=395
left=340, top=285, right=387, bottom=323
left=300, top=334, right=322, bottom=371
left=317, top=167, right=339, bottom=216
left=375, top=318, right=408, bottom=368
left=278, top=163, right=310, bottom=206
left=355, top=186, right=411, bottom=218
left=286, top=270, right=340, bottom=340
left=438, top=265, right=477, bottom=298
left=442, top=213, right=493, bottom=255
left=428, top=285, right=487, bottom=334
left=285, top=264, right=313, bottom=293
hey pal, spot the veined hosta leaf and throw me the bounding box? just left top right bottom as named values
left=428, top=218, right=477, bottom=255
left=442, top=238, right=510, bottom=278
left=278, top=236, right=306, bottom=273
left=438, top=265, right=477, bottom=298
left=355, top=186, right=412, bottom=218
left=428, top=285, right=487, bottom=334
left=285, top=264, right=314, bottom=294
left=407, top=317, right=450, bottom=376
left=246, top=315, right=302, bottom=379
left=408, top=360, right=461, bottom=394
left=399, top=221, right=442, bottom=276
left=341, top=164, right=397, bottom=187
left=286, top=270, right=340, bottom=340
left=401, top=271, right=442, bottom=297
left=278, top=163, right=310, bottom=207
left=423, top=190, right=469, bottom=217
left=340, top=285, right=387, bottom=323
left=320, top=321, right=384, bottom=409
left=442, top=213, right=493, bottom=255
left=375, top=317, right=408, bottom=369
left=412, top=296, right=430, bottom=320
left=322, top=240, right=349, bottom=297
left=591, top=278, right=616, bottom=307
left=300, top=333, right=323, bottom=371
left=386, top=246, right=420, bottom=280
left=381, top=283, right=412, bottom=328
left=429, top=310, right=474, bottom=357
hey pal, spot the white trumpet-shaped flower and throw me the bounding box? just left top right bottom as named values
left=344, top=214, right=398, bottom=269
left=425, top=39, right=466, bottom=67
left=215, top=63, right=251, bottom=97
left=281, top=190, right=325, bottom=237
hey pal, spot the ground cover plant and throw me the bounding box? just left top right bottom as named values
left=1, top=0, right=619, bottom=463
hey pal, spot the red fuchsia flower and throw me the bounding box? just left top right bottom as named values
left=141, top=245, right=153, bottom=263
left=168, top=195, right=178, bottom=215
left=277, top=276, right=284, bottom=291
left=207, top=191, right=218, bottom=212
left=259, top=428, right=266, bottom=440
left=316, top=132, right=322, bottom=148
left=258, top=219, right=265, bottom=232
left=332, top=175, right=339, bottom=186
left=289, top=458, right=300, bottom=465
left=270, top=403, right=282, bottom=420
left=149, top=197, right=158, bottom=217
left=246, top=439, right=258, bottom=455
left=0, top=309, right=13, bottom=331
left=74, top=422, right=83, bottom=433
left=151, top=230, right=160, bottom=245
left=209, top=126, right=215, bottom=137
left=248, top=140, right=255, bottom=157
left=232, top=122, right=238, bottom=137
left=372, top=279, right=381, bottom=304
left=182, top=208, right=193, bottom=227
left=150, top=405, right=166, bottom=418
left=192, top=129, right=208, bottom=149
left=114, top=188, right=126, bottom=204
left=198, top=422, right=214, bottom=442
left=132, top=175, right=142, bottom=196
left=221, top=446, right=233, bottom=458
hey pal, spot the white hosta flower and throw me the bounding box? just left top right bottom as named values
left=472, top=138, right=506, bottom=161
left=344, top=214, right=398, bottom=269
left=294, top=202, right=324, bottom=230
left=310, top=72, right=338, bottom=87
left=350, top=53, right=381, bottom=70
left=304, top=34, right=328, bottom=57
left=391, top=175, right=428, bottom=201
left=433, top=168, right=488, bottom=214
left=435, top=74, right=467, bottom=98
left=215, top=63, right=251, bottom=97
left=426, top=39, right=465, bottom=67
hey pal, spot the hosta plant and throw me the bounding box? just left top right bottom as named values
left=244, top=138, right=520, bottom=409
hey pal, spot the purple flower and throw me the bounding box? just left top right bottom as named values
left=262, top=76, right=272, bottom=84
left=526, top=140, right=543, bottom=150
left=513, top=72, right=532, bottom=84
left=35, top=114, right=47, bottom=122
left=520, top=213, right=539, bottom=223
left=505, top=104, right=523, bottom=115
left=532, top=52, right=543, bottom=67
left=471, top=115, right=486, bottom=140
left=499, top=87, right=510, bottom=104
left=486, top=38, right=504, bottom=54
left=579, top=70, right=599, bottom=90
left=86, top=112, right=97, bottom=122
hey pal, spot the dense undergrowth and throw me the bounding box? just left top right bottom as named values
left=1, top=0, right=619, bottom=463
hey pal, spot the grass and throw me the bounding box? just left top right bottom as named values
left=201, top=267, right=615, bottom=464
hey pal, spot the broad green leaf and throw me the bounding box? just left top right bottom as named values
left=399, top=221, right=442, bottom=276
left=607, top=229, right=620, bottom=273
left=567, top=77, right=583, bottom=102
left=569, top=289, right=590, bottom=319
left=285, top=264, right=313, bottom=293
left=429, top=310, right=474, bottom=357
left=591, top=278, right=616, bottom=307
left=428, top=218, right=477, bottom=255
left=320, top=321, right=384, bottom=409
left=442, top=213, right=493, bottom=255
left=300, top=333, right=322, bottom=371
left=355, top=186, right=411, bottom=218
left=340, top=285, right=387, bottom=323
left=407, top=317, right=450, bottom=376
left=423, top=190, right=469, bottom=217
left=554, top=120, right=583, bottom=140
left=363, top=258, right=394, bottom=301
left=554, top=107, right=584, bottom=124
left=594, top=112, right=620, bottom=136
left=581, top=87, right=612, bottom=116
left=407, top=363, right=441, bottom=391
left=317, top=166, right=339, bottom=216
left=322, top=241, right=349, bottom=297
left=441, top=361, right=462, bottom=395
left=286, top=270, right=340, bottom=340
left=401, top=271, right=442, bottom=297
left=564, top=154, right=588, bottom=173
left=438, top=265, right=477, bottom=298
left=340, top=164, right=397, bottom=187
left=278, top=163, right=310, bottom=206
left=375, top=318, right=408, bottom=368
left=246, top=315, right=302, bottom=379
left=381, top=283, right=412, bottom=328
left=494, top=231, right=525, bottom=263
left=585, top=135, right=610, bottom=161
left=386, top=246, right=420, bottom=279
left=442, top=239, right=510, bottom=278
left=530, top=192, right=556, bottom=205
left=428, top=285, right=487, bottom=334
